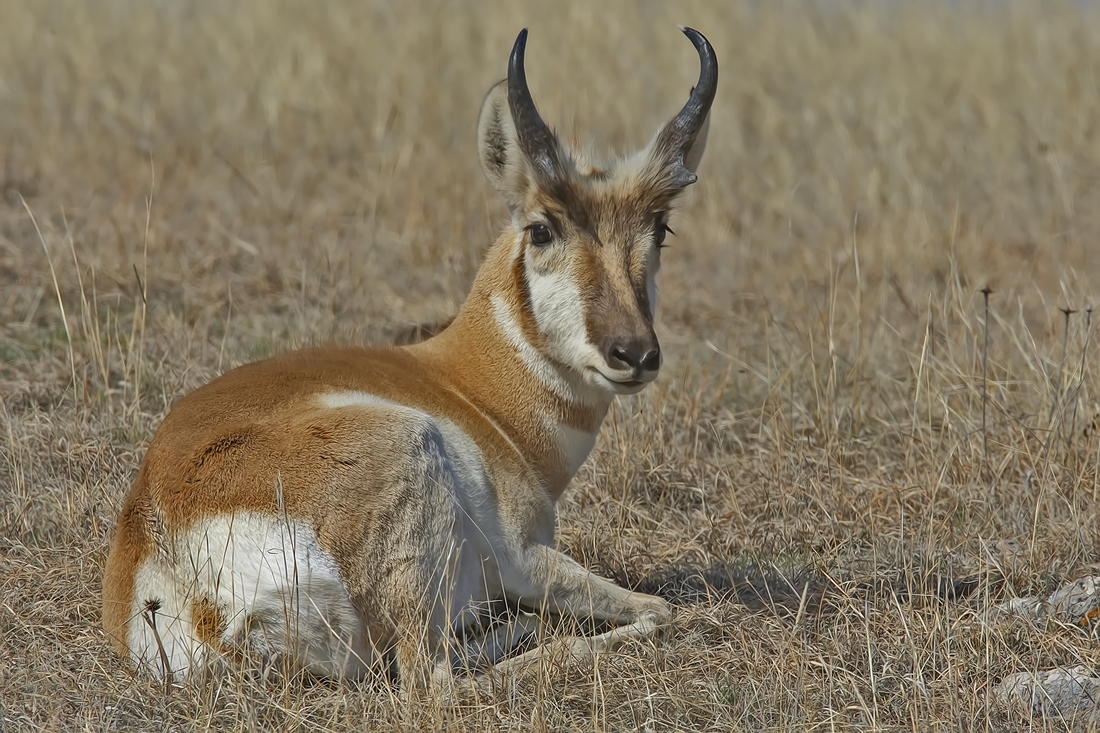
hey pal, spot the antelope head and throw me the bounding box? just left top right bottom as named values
left=477, top=27, right=717, bottom=397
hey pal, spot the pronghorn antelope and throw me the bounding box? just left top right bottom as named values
left=102, top=27, right=717, bottom=686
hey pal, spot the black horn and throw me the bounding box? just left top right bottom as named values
left=508, top=29, right=562, bottom=182
left=657, top=27, right=718, bottom=187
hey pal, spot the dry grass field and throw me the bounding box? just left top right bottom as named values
left=2, top=0, right=1099, bottom=730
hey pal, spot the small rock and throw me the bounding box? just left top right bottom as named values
left=990, top=596, right=1044, bottom=619
left=988, top=576, right=1100, bottom=627
left=995, top=666, right=1100, bottom=720
left=1049, top=577, right=1100, bottom=623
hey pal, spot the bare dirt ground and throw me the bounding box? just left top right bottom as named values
left=2, top=1, right=1099, bottom=730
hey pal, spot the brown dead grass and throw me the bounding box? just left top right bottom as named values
left=2, top=0, right=1099, bottom=730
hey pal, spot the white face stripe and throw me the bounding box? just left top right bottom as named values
left=525, top=266, right=595, bottom=365
left=491, top=292, right=596, bottom=405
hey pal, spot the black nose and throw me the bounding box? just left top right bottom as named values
left=604, top=339, right=661, bottom=373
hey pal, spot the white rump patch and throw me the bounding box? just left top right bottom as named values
left=129, top=512, right=368, bottom=679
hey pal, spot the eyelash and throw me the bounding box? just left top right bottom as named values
left=655, top=222, right=674, bottom=248
left=523, top=219, right=672, bottom=248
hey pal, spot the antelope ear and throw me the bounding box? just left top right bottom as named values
left=477, top=80, right=530, bottom=212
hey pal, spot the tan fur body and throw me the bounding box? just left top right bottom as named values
left=102, top=27, right=717, bottom=686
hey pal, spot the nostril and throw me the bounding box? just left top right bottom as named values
left=610, top=345, right=635, bottom=368
left=639, top=348, right=661, bottom=372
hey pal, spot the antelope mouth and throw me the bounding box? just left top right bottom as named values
left=590, top=368, right=656, bottom=395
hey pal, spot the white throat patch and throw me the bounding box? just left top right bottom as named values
left=546, top=417, right=599, bottom=479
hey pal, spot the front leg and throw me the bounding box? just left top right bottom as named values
left=524, top=544, right=670, bottom=625
left=487, top=544, right=671, bottom=676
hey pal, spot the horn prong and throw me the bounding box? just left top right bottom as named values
left=671, top=168, right=698, bottom=188
left=654, top=26, right=718, bottom=186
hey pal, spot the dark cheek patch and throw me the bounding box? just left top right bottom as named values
left=578, top=248, right=610, bottom=346
left=511, top=247, right=545, bottom=347
left=631, top=250, right=655, bottom=322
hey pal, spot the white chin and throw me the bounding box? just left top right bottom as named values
left=592, top=371, right=652, bottom=395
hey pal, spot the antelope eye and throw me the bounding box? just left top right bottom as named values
left=529, top=223, right=553, bottom=246
left=654, top=221, right=674, bottom=248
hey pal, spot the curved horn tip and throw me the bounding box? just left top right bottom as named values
left=511, top=28, right=529, bottom=59
left=507, top=26, right=562, bottom=181
left=679, top=26, right=712, bottom=52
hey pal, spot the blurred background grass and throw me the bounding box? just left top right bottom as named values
left=1, top=1, right=1099, bottom=730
